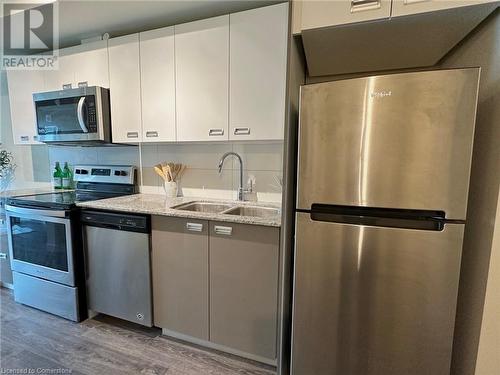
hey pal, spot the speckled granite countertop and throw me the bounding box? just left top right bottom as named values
left=76, top=194, right=282, bottom=228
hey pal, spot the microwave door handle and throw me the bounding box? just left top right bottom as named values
left=77, top=97, right=89, bottom=133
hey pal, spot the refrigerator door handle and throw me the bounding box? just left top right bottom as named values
left=305, top=204, right=451, bottom=231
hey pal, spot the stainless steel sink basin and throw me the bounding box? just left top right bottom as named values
left=173, top=201, right=235, bottom=213
left=222, top=206, right=280, bottom=218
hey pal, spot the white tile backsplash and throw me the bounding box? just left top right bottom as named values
left=156, top=143, right=234, bottom=170
left=232, top=142, right=284, bottom=171
left=48, top=141, right=283, bottom=202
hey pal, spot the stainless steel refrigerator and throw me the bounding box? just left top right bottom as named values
left=291, top=68, right=480, bottom=375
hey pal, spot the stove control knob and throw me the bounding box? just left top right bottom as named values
left=120, top=171, right=127, bottom=176
left=114, top=170, right=121, bottom=176
left=80, top=169, right=88, bottom=175
left=75, top=169, right=81, bottom=174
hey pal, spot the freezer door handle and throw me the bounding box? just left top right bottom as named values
left=306, top=204, right=449, bottom=231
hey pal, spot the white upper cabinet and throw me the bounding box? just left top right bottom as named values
left=44, top=40, right=109, bottom=91
left=72, top=40, right=109, bottom=88
left=175, top=15, right=229, bottom=142
left=300, top=0, right=392, bottom=31
left=229, top=3, right=288, bottom=141
left=7, top=70, right=45, bottom=145
left=43, top=53, right=75, bottom=91
left=294, top=0, right=496, bottom=32
left=108, top=34, right=143, bottom=143
left=139, top=27, right=176, bottom=142
left=392, top=0, right=496, bottom=17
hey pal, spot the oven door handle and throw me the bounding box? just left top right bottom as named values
left=5, top=205, right=67, bottom=218
left=77, top=97, right=89, bottom=133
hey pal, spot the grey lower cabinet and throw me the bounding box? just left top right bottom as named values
left=151, top=215, right=280, bottom=364
left=152, top=216, right=209, bottom=340
left=209, top=221, right=280, bottom=362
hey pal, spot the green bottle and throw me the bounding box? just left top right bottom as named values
left=62, top=162, right=72, bottom=189
left=53, top=162, right=63, bottom=189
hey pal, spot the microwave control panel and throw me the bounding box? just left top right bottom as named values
left=86, top=95, right=98, bottom=133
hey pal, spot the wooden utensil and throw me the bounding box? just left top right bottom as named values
left=161, top=162, right=172, bottom=182
left=172, top=163, right=182, bottom=181
left=154, top=164, right=166, bottom=181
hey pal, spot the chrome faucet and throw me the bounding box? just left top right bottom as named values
left=218, top=152, right=252, bottom=201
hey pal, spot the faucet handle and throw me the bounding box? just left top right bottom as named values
left=244, top=176, right=254, bottom=194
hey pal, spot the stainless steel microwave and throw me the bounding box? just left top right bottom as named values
left=33, top=86, right=111, bottom=144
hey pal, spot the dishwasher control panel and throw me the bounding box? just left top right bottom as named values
left=81, top=210, right=150, bottom=233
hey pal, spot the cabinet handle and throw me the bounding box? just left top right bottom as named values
left=146, top=131, right=158, bottom=138
left=214, top=225, right=232, bottom=236
left=19, top=135, right=30, bottom=142
left=127, top=132, right=139, bottom=139
left=351, top=0, right=381, bottom=12
left=233, top=127, right=251, bottom=136
left=62, top=83, right=72, bottom=89
left=186, top=222, right=203, bottom=232
left=0, top=253, right=7, bottom=260
left=209, top=128, right=224, bottom=136
left=78, top=81, right=88, bottom=88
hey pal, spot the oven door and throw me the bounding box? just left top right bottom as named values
left=33, top=86, right=106, bottom=143
left=5, top=205, right=75, bottom=286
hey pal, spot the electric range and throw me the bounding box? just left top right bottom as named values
left=4, top=165, right=137, bottom=322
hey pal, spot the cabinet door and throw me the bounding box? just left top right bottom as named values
left=139, top=27, right=176, bottom=142
left=44, top=41, right=109, bottom=91
left=391, top=0, right=495, bottom=17
left=44, top=53, right=76, bottom=91
left=72, top=40, right=109, bottom=88
left=7, top=70, right=44, bottom=144
left=152, top=216, right=209, bottom=340
left=300, top=0, right=391, bottom=31
left=175, top=16, right=229, bottom=142
left=108, top=34, right=143, bottom=143
left=229, top=3, right=288, bottom=141
left=209, top=222, right=280, bottom=361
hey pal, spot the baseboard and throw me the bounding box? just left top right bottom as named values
left=161, top=328, right=277, bottom=367
left=0, top=282, right=14, bottom=290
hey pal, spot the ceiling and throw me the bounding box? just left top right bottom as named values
left=3, top=0, right=286, bottom=49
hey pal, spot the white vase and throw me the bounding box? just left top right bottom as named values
left=163, top=181, right=178, bottom=198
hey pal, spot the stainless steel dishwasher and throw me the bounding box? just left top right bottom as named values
left=81, top=210, right=152, bottom=327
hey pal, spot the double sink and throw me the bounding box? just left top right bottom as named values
left=172, top=201, right=280, bottom=219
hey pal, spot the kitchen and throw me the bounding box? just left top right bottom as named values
left=0, top=1, right=499, bottom=375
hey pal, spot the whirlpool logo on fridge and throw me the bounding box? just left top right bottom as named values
left=370, top=90, right=392, bottom=99
left=2, top=1, right=59, bottom=70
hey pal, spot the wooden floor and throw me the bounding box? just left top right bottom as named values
left=0, top=288, right=276, bottom=375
